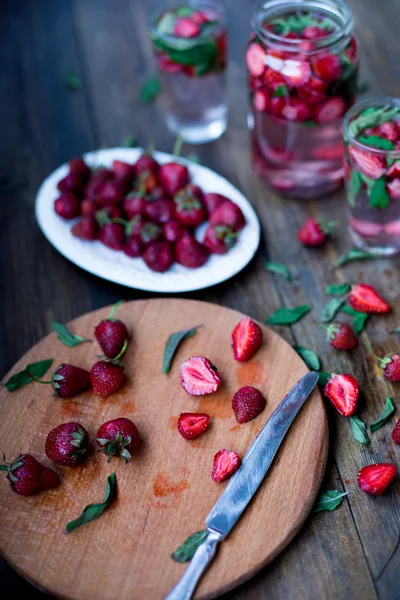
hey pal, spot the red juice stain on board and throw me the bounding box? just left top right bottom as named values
left=169, top=416, right=179, bottom=430
left=153, top=472, right=190, bottom=499
left=235, top=361, right=263, bottom=388
left=120, top=401, right=136, bottom=416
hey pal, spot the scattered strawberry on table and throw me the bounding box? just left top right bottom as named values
left=179, top=356, right=221, bottom=395
left=32, top=363, right=91, bottom=398
left=45, top=422, right=89, bottom=467
left=0, top=454, right=59, bottom=496
left=297, top=217, right=335, bottom=247
left=178, top=413, right=211, bottom=440
left=232, top=386, right=266, bottom=423
left=212, top=449, right=241, bottom=483
left=54, top=146, right=246, bottom=273
left=231, top=317, right=263, bottom=362
left=96, top=418, right=141, bottom=462
left=94, top=300, right=129, bottom=359
left=357, top=463, right=397, bottom=496
left=348, top=283, right=390, bottom=314
left=323, top=373, right=359, bottom=417
left=377, top=353, right=400, bottom=383
left=326, top=322, right=357, bottom=351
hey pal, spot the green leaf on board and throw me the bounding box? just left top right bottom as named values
left=266, top=305, right=310, bottom=326
left=264, top=261, right=293, bottom=282
left=347, top=170, right=362, bottom=206
left=370, top=397, right=395, bottom=432
left=163, top=325, right=202, bottom=373
left=358, top=135, right=395, bottom=151
left=320, top=297, right=347, bottom=323
left=318, top=371, right=331, bottom=387
left=65, top=473, right=117, bottom=533
left=64, top=70, right=82, bottom=91
left=171, top=529, right=208, bottom=563
left=293, top=346, right=320, bottom=371
left=350, top=416, right=370, bottom=445
left=336, top=248, right=380, bottom=266
left=5, top=359, right=54, bottom=392
left=139, top=77, right=162, bottom=103
left=325, top=283, right=351, bottom=295
left=51, top=323, right=91, bottom=347
left=313, top=490, right=348, bottom=513
left=369, top=177, right=390, bottom=210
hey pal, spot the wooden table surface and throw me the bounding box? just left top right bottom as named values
left=1, top=1, right=399, bottom=599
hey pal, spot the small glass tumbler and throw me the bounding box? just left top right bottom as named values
left=247, top=0, right=358, bottom=198
left=344, top=96, right=400, bottom=256
left=151, top=2, right=228, bottom=144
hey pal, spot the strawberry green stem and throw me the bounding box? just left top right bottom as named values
left=111, top=217, right=129, bottom=226
left=27, top=372, right=52, bottom=385
left=172, top=135, right=184, bottom=158
left=113, top=339, right=128, bottom=362
left=109, top=300, right=124, bottom=320
left=146, top=140, right=155, bottom=155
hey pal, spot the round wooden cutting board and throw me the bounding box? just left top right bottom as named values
left=0, top=299, right=328, bottom=600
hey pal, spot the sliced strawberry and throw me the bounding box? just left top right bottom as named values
left=386, top=160, right=400, bottom=177
left=313, top=97, right=346, bottom=124
left=312, top=53, right=341, bottom=82
left=156, top=53, right=183, bottom=73
left=281, top=59, right=311, bottom=87
left=302, top=26, right=330, bottom=39
left=392, top=419, right=400, bottom=444
left=377, top=121, right=399, bottom=143
left=387, top=179, right=400, bottom=199
left=344, top=36, right=358, bottom=62
left=357, top=463, right=396, bottom=496
left=212, top=449, right=241, bottom=483
left=348, top=217, right=383, bottom=237
left=384, top=219, right=400, bottom=236
left=297, top=76, right=327, bottom=105
left=246, top=43, right=266, bottom=76
left=269, top=96, right=285, bottom=116
left=262, top=68, right=286, bottom=91
left=348, top=146, right=386, bottom=180
left=323, top=373, right=359, bottom=417
left=253, top=89, right=269, bottom=112
left=348, top=284, right=390, bottom=314
left=173, top=18, right=200, bottom=38
left=177, top=413, right=211, bottom=440
left=180, top=356, right=221, bottom=395
left=232, top=316, right=263, bottom=362
left=281, top=97, right=311, bottom=122
left=191, top=10, right=209, bottom=25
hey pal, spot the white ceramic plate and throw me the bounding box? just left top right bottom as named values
left=35, top=148, right=260, bottom=293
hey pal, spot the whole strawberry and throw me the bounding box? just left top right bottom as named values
left=326, top=322, right=357, bottom=350
left=297, top=217, right=335, bottom=247
left=174, top=185, right=206, bottom=227
left=72, top=216, right=98, bottom=241
left=0, top=454, right=59, bottom=496
left=392, top=419, right=400, bottom=444
left=45, top=422, right=89, bottom=467
left=95, top=301, right=129, bottom=359
left=209, top=200, right=245, bottom=232
left=159, top=162, right=189, bottom=196
left=204, top=224, right=238, bottom=254
left=377, top=353, right=400, bottom=382
left=135, top=152, right=160, bottom=177
left=232, top=386, right=266, bottom=423
left=232, top=317, right=263, bottom=362
left=31, top=364, right=91, bottom=398
left=175, top=232, right=209, bottom=268
left=90, top=342, right=127, bottom=397
left=54, top=193, right=81, bottom=220
left=96, top=418, right=140, bottom=462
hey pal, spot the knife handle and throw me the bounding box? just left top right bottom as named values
left=164, top=528, right=223, bottom=600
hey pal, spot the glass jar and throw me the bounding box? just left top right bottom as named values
left=247, top=0, right=358, bottom=198
left=344, top=96, right=400, bottom=256
left=151, top=2, right=228, bottom=144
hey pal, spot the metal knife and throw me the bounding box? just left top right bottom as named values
left=165, top=371, right=319, bottom=600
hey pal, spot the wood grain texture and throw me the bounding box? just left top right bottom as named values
left=0, top=299, right=327, bottom=600
left=0, top=0, right=399, bottom=598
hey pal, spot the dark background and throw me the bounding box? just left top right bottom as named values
left=1, top=0, right=399, bottom=598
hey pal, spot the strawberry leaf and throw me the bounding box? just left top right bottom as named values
left=51, top=322, right=91, bottom=347
left=65, top=472, right=117, bottom=533
left=313, top=490, right=348, bottom=513
left=320, top=297, right=347, bottom=323
left=336, top=247, right=380, bottom=266
left=139, top=77, right=162, bottom=103
left=64, top=70, right=82, bottom=92
left=163, top=325, right=202, bottom=373
left=350, top=416, right=370, bottom=445
left=293, top=346, right=320, bottom=371
left=266, top=305, right=310, bottom=326
left=264, top=261, right=293, bottom=281
left=318, top=371, right=331, bottom=387
left=369, top=177, right=390, bottom=210
left=340, top=305, right=369, bottom=334
left=171, top=529, right=208, bottom=563
left=325, top=283, right=351, bottom=295
left=370, top=397, right=395, bottom=432
left=347, top=170, right=361, bottom=206
left=5, top=359, right=54, bottom=392
left=358, top=135, right=395, bottom=151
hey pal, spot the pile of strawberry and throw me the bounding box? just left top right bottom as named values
left=246, top=12, right=358, bottom=124
left=54, top=151, right=246, bottom=272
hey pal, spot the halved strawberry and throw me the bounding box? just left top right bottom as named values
left=357, top=463, right=397, bottom=496
left=253, top=89, right=269, bottom=112
left=386, top=161, right=400, bottom=177
left=212, top=449, right=241, bottom=483
left=313, top=97, right=346, bottom=124
left=387, top=179, right=400, bottom=199
left=323, top=373, right=359, bottom=417
left=377, top=121, right=399, bottom=143
left=262, top=68, right=286, bottom=91
left=348, top=284, right=390, bottom=314
left=177, top=413, right=211, bottom=440
left=246, top=43, right=266, bottom=76
left=312, top=53, right=341, bottom=82
left=348, top=146, right=386, bottom=180
left=392, top=419, right=400, bottom=444
left=232, top=316, right=263, bottom=362
left=302, top=26, right=330, bottom=39
left=180, top=356, right=221, bottom=396
left=281, top=97, right=311, bottom=122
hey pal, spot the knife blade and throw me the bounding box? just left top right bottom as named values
left=165, top=371, right=319, bottom=600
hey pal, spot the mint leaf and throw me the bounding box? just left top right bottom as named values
left=171, top=529, right=208, bottom=563
left=336, top=248, right=380, bottom=266
left=358, top=135, right=395, bottom=151
left=176, top=6, right=193, bottom=17
left=157, top=12, right=175, bottom=35
left=369, top=177, right=390, bottom=210
left=5, top=359, right=54, bottom=392
left=390, top=326, right=400, bottom=334
left=348, top=170, right=362, bottom=206
left=350, top=416, right=370, bottom=444
left=320, top=297, right=347, bottom=323
left=51, top=323, right=91, bottom=347
left=352, top=312, right=369, bottom=334
left=121, top=136, right=138, bottom=148
left=318, top=371, right=331, bottom=387
left=266, top=305, right=310, bottom=326
left=348, top=106, right=400, bottom=139
left=325, top=283, right=351, bottom=295
left=370, top=397, right=395, bottom=432
left=64, top=70, right=82, bottom=91
left=264, top=261, right=293, bottom=281
left=313, top=490, right=348, bottom=513
left=65, top=473, right=117, bottom=533
left=293, top=346, right=320, bottom=371
left=139, top=77, right=162, bottom=103
left=274, top=85, right=289, bottom=97
left=163, top=325, right=202, bottom=373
